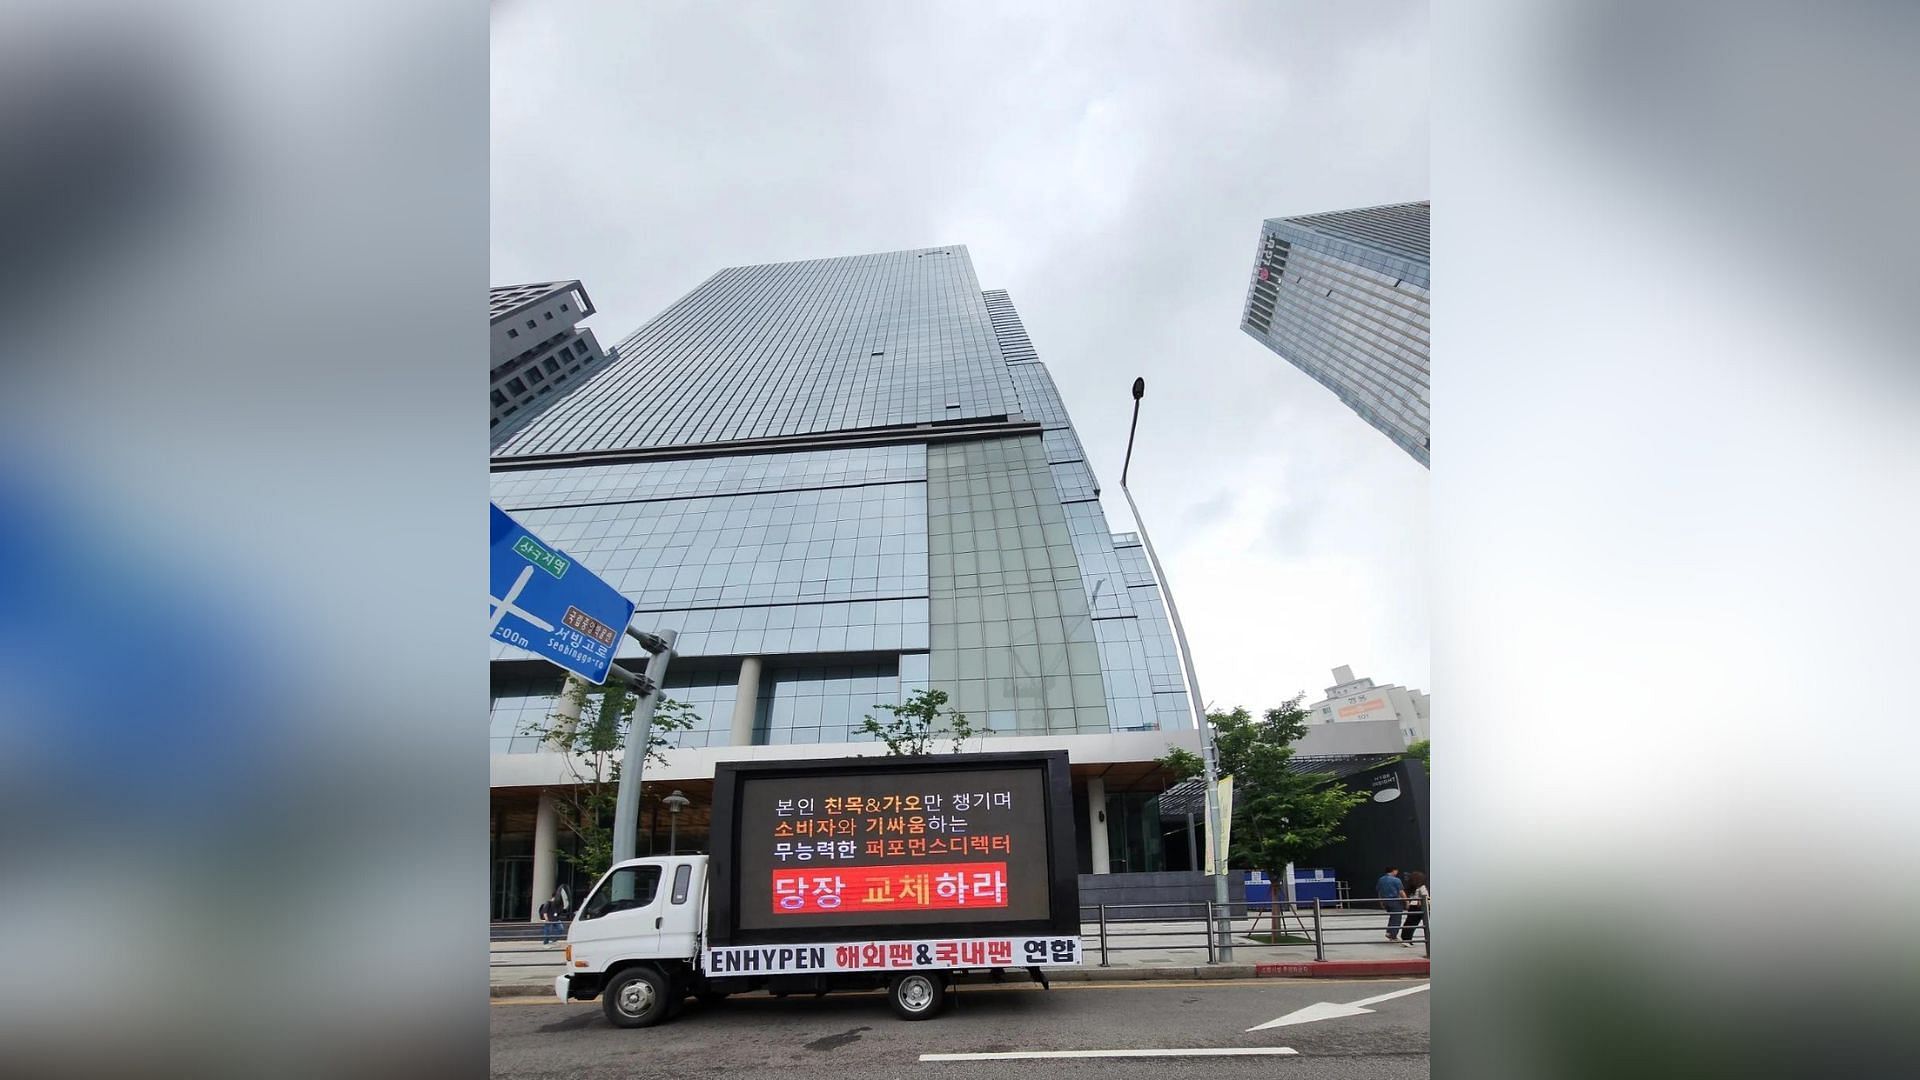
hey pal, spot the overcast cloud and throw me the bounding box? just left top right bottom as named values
left=491, top=0, right=1430, bottom=713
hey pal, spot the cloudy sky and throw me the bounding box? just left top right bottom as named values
left=491, top=0, right=1430, bottom=713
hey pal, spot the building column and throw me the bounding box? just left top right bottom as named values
left=1087, top=776, right=1110, bottom=875
left=730, top=656, right=763, bottom=747
left=529, top=793, right=558, bottom=922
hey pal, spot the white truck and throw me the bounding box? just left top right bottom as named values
left=555, top=751, right=1084, bottom=1027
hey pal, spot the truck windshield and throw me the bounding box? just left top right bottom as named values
left=579, top=866, right=661, bottom=920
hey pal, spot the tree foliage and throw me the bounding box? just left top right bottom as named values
left=1403, top=738, right=1429, bottom=773
left=1158, top=696, right=1368, bottom=879
left=519, top=676, right=700, bottom=882
left=859, top=688, right=976, bottom=756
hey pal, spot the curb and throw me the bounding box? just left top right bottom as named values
left=489, top=960, right=1425, bottom=998
left=1255, top=959, right=1430, bottom=978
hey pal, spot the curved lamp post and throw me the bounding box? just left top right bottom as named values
left=1121, top=377, right=1232, bottom=961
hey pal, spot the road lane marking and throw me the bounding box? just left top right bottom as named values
left=1248, top=981, right=1429, bottom=1030
left=921, top=1048, right=1299, bottom=1061
left=1349, top=983, right=1432, bottom=1008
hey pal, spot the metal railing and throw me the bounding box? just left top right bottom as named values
left=1079, top=896, right=1430, bottom=966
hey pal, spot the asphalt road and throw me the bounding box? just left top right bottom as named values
left=490, top=978, right=1429, bottom=1079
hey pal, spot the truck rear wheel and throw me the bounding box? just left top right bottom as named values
left=887, top=973, right=946, bottom=1020
left=602, top=967, right=672, bottom=1028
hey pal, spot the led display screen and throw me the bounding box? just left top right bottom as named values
left=732, top=765, right=1052, bottom=932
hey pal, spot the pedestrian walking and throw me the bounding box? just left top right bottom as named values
left=1376, top=865, right=1406, bottom=941
left=1398, top=871, right=1428, bottom=946
left=539, top=893, right=564, bottom=945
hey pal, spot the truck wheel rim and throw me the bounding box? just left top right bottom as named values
left=619, top=980, right=655, bottom=1016
left=900, top=977, right=933, bottom=1011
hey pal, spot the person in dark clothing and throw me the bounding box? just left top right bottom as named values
left=1398, top=871, right=1429, bottom=946
left=1376, top=866, right=1406, bottom=940
left=539, top=894, right=564, bottom=944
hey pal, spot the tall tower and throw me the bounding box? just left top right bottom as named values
left=489, top=246, right=1190, bottom=750
left=1241, top=201, right=1430, bottom=466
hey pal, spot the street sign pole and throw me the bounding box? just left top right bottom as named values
left=610, top=628, right=677, bottom=864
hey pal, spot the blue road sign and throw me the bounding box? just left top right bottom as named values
left=489, top=503, right=636, bottom=684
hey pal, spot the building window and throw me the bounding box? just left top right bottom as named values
left=559, top=303, right=569, bottom=313
left=507, top=328, right=519, bottom=339
left=543, top=357, right=560, bottom=373
left=573, top=341, right=588, bottom=356
left=527, top=367, right=545, bottom=383
left=490, top=389, right=508, bottom=406
left=526, top=318, right=537, bottom=329
left=543, top=311, right=554, bottom=321
left=507, top=377, right=527, bottom=395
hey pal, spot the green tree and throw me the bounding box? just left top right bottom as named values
left=1159, top=696, right=1368, bottom=925
left=520, top=677, right=700, bottom=882
left=859, top=688, right=976, bottom=756
left=1403, top=738, right=1429, bottom=773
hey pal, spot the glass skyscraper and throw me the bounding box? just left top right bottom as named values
left=487, top=247, right=1201, bottom=917
left=1241, top=201, right=1430, bottom=466
left=489, top=247, right=1197, bottom=916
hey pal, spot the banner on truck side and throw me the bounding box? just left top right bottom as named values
left=705, top=936, right=1082, bottom=975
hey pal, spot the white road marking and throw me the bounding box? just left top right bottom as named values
left=489, top=565, right=554, bottom=634
left=1348, top=983, right=1432, bottom=1009
left=920, top=1048, right=1299, bottom=1061
left=1248, top=981, right=1429, bottom=1030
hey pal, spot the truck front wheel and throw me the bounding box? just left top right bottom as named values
left=887, top=973, right=947, bottom=1020
left=602, top=967, right=672, bottom=1028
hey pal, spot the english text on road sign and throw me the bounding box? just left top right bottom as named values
left=489, top=503, right=635, bottom=684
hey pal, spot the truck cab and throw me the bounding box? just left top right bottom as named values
left=557, top=855, right=707, bottom=1026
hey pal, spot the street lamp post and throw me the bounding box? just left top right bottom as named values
left=663, top=790, right=690, bottom=855
left=1121, top=376, right=1233, bottom=961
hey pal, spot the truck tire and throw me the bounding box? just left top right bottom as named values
left=602, top=967, right=672, bottom=1029
left=887, top=973, right=946, bottom=1020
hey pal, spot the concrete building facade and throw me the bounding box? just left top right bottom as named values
left=1304, top=664, right=1430, bottom=747
left=1240, top=201, right=1430, bottom=466
left=489, top=280, right=612, bottom=445
left=489, top=247, right=1199, bottom=920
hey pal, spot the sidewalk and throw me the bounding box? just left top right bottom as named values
left=489, top=911, right=1429, bottom=997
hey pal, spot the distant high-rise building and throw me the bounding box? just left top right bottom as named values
left=1241, top=201, right=1430, bottom=466
left=1305, top=663, right=1430, bottom=746
left=489, top=280, right=612, bottom=444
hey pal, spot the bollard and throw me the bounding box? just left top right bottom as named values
left=1098, top=905, right=1110, bottom=967
left=1204, top=902, right=1217, bottom=964
left=1313, top=898, right=1325, bottom=962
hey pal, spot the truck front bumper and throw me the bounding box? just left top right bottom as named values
left=553, top=973, right=570, bottom=1004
